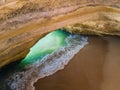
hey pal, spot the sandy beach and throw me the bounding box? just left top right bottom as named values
left=0, top=0, right=120, bottom=90
left=34, top=36, right=120, bottom=90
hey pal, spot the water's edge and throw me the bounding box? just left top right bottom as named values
left=0, top=34, right=88, bottom=90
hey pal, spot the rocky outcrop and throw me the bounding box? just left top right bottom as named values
left=0, top=0, right=120, bottom=68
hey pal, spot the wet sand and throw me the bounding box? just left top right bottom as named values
left=34, top=36, right=120, bottom=90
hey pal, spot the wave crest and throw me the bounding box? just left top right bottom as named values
left=0, top=34, right=88, bottom=90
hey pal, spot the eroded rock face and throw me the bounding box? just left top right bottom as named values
left=0, top=31, right=88, bottom=90
left=0, top=0, right=120, bottom=68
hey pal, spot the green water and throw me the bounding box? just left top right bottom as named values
left=19, top=29, right=70, bottom=68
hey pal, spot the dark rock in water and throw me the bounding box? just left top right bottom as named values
left=0, top=31, right=88, bottom=90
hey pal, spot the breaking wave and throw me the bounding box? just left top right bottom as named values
left=0, top=34, right=88, bottom=90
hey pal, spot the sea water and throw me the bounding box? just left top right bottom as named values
left=0, top=29, right=88, bottom=90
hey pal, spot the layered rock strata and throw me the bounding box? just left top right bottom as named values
left=0, top=0, right=120, bottom=68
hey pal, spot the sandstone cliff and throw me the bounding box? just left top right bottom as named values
left=0, top=0, right=120, bottom=68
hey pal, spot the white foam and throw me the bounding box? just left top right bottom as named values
left=2, top=35, right=88, bottom=90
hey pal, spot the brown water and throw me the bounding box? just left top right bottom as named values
left=34, top=36, right=120, bottom=90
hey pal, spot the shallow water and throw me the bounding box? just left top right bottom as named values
left=1, top=35, right=120, bottom=90
left=19, top=30, right=70, bottom=68
left=0, top=31, right=88, bottom=90
left=34, top=36, right=120, bottom=90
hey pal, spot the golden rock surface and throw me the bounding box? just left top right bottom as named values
left=0, top=0, right=120, bottom=68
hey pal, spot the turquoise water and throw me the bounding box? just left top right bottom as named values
left=0, top=29, right=88, bottom=90
left=19, top=29, right=70, bottom=68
